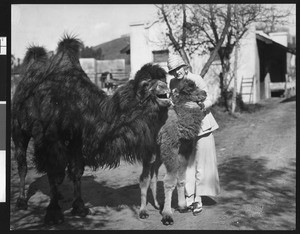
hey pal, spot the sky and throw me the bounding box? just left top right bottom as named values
left=12, top=4, right=296, bottom=60
left=12, top=4, right=159, bottom=59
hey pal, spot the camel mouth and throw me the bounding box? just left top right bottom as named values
left=151, top=80, right=171, bottom=107
left=156, top=93, right=168, bottom=99
left=155, top=94, right=172, bottom=107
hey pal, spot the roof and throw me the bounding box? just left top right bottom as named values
left=92, top=36, right=130, bottom=60
left=256, top=32, right=296, bottom=55
left=120, top=44, right=130, bottom=54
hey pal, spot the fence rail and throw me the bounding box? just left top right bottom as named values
left=270, top=81, right=296, bottom=97
left=270, top=81, right=296, bottom=91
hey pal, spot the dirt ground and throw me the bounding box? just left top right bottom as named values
left=9, top=97, right=296, bottom=230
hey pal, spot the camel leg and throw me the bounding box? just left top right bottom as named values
left=176, top=154, right=189, bottom=213
left=44, top=170, right=65, bottom=225
left=161, top=171, right=177, bottom=225
left=14, top=133, right=30, bottom=210
left=68, top=141, right=90, bottom=217
left=139, top=158, right=151, bottom=219
left=150, top=157, right=162, bottom=210
left=43, top=141, right=69, bottom=225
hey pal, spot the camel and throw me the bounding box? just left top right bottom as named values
left=139, top=78, right=207, bottom=225
left=11, top=34, right=171, bottom=225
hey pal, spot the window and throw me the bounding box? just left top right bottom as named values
left=209, top=46, right=233, bottom=62
left=153, top=50, right=169, bottom=63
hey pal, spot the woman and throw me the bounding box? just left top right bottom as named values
left=167, top=54, right=220, bottom=215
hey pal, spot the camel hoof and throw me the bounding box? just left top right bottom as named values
left=161, top=214, right=174, bottom=225
left=57, top=191, right=64, bottom=200
left=44, top=208, right=64, bottom=225
left=139, top=210, right=149, bottom=219
left=71, top=207, right=90, bottom=217
left=71, top=198, right=90, bottom=217
left=154, top=203, right=162, bottom=210
left=176, top=206, right=191, bottom=213
left=16, top=197, right=28, bottom=210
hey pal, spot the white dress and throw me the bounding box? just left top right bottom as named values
left=171, top=72, right=220, bottom=206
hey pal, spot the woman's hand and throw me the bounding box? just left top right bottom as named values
left=184, top=101, right=205, bottom=110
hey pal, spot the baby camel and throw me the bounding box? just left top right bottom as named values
left=157, top=78, right=207, bottom=225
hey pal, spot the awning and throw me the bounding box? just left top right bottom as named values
left=256, top=33, right=296, bottom=55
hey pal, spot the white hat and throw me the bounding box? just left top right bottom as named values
left=167, top=54, right=189, bottom=74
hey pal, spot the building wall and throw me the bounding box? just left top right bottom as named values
left=269, top=32, right=288, bottom=46
left=286, top=52, right=296, bottom=79
left=96, top=59, right=125, bottom=74
left=129, top=22, right=153, bottom=78
left=260, top=73, right=271, bottom=99
left=80, top=58, right=127, bottom=87
left=234, top=25, right=260, bottom=103
left=190, top=54, right=221, bottom=104
left=254, top=35, right=261, bottom=103
left=79, top=58, right=97, bottom=83
left=190, top=24, right=262, bottom=104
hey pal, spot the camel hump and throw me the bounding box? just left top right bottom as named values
left=23, top=45, right=48, bottom=64
left=57, top=33, right=83, bottom=58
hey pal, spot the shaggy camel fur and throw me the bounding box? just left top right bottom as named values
left=11, top=35, right=171, bottom=225
left=157, top=78, right=207, bottom=225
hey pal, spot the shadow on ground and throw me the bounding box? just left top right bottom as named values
left=217, top=155, right=295, bottom=230
left=280, top=95, right=296, bottom=103
left=11, top=171, right=169, bottom=230
left=11, top=164, right=219, bottom=230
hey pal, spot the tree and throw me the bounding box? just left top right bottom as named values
left=255, top=4, right=294, bottom=34
left=155, top=4, right=192, bottom=68
left=80, top=46, right=103, bottom=60
left=11, top=54, right=22, bottom=74
left=156, top=4, right=231, bottom=73
left=231, top=4, right=239, bottom=113
left=189, top=4, right=265, bottom=111
left=156, top=4, right=293, bottom=112
left=11, top=54, right=16, bottom=68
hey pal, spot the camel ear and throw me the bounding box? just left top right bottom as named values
left=171, top=88, right=179, bottom=99
left=173, top=88, right=179, bottom=95
left=140, top=80, right=150, bottom=89
left=141, top=80, right=153, bottom=93
left=137, top=80, right=150, bottom=97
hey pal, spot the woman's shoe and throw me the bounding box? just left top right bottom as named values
left=187, top=204, right=193, bottom=212
left=192, top=202, right=202, bottom=216
left=175, top=204, right=193, bottom=213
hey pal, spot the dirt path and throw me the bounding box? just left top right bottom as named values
left=9, top=97, right=296, bottom=230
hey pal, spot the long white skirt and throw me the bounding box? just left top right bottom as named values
left=185, top=132, right=220, bottom=206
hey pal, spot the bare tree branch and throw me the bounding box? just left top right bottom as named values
left=209, top=5, right=220, bottom=43
left=182, top=4, right=187, bottom=49
left=157, top=3, right=293, bottom=111
left=200, top=4, right=231, bottom=78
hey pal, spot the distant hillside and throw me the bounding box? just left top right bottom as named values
left=92, top=36, right=130, bottom=66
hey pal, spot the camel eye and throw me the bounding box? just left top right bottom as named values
left=140, top=80, right=150, bottom=88
left=157, top=84, right=164, bottom=89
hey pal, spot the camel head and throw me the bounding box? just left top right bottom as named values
left=172, top=78, right=207, bottom=104
left=134, top=64, right=171, bottom=108
left=135, top=79, right=170, bottom=108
